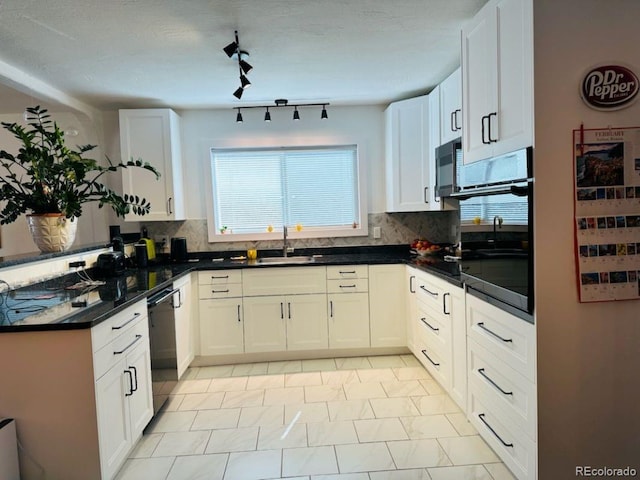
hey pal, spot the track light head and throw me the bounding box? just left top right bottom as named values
left=293, top=107, right=300, bottom=121
left=321, top=105, right=328, bottom=120
left=240, top=75, right=251, bottom=89
left=233, top=87, right=244, bottom=100
left=236, top=109, right=243, bottom=123
left=223, top=41, right=238, bottom=58
left=239, top=59, right=253, bottom=75
left=264, top=108, right=271, bottom=122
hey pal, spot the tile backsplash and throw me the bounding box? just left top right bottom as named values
left=143, top=212, right=458, bottom=253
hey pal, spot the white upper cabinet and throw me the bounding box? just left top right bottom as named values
left=461, top=0, right=533, bottom=164
left=385, top=95, right=439, bottom=212
left=119, top=109, right=186, bottom=221
left=439, top=68, right=463, bottom=145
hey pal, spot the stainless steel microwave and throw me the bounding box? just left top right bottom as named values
left=435, top=137, right=462, bottom=198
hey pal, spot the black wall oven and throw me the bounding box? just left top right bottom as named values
left=456, top=147, right=534, bottom=322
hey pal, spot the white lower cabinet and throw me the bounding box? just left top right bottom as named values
left=466, top=293, right=536, bottom=480
left=198, top=270, right=244, bottom=356
left=408, top=266, right=467, bottom=412
left=369, top=265, right=407, bottom=347
left=244, top=294, right=328, bottom=352
left=173, top=274, right=194, bottom=378
left=94, top=301, right=153, bottom=480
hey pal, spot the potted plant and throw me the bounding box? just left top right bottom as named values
left=0, top=106, right=160, bottom=252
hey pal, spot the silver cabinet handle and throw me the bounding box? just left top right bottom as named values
left=124, top=370, right=134, bottom=396
left=409, top=275, right=415, bottom=294
left=478, top=368, right=513, bottom=396
left=172, top=289, right=182, bottom=309
left=111, top=312, right=141, bottom=330
left=478, top=413, right=513, bottom=448
left=419, top=285, right=438, bottom=297
left=477, top=322, right=513, bottom=343
left=420, top=317, right=439, bottom=333
left=114, top=334, right=143, bottom=355
left=421, top=349, right=440, bottom=367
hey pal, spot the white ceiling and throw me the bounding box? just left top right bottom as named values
left=0, top=0, right=486, bottom=112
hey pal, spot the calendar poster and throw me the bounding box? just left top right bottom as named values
left=574, top=126, right=640, bottom=302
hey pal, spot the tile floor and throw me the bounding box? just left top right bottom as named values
left=115, top=354, right=516, bottom=480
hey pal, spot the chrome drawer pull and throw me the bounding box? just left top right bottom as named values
left=124, top=370, right=134, bottom=396
left=111, top=312, right=141, bottom=330
left=114, top=335, right=143, bottom=355
left=339, top=284, right=357, bottom=289
left=421, top=349, right=440, bottom=367
left=419, top=285, right=438, bottom=297
left=477, top=322, right=513, bottom=343
left=420, top=317, right=439, bottom=333
left=478, top=413, right=514, bottom=448
left=478, top=368, right=513, bottom=396
left=409, top=275, right=415, bottom=294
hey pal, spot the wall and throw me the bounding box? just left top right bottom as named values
left=0, top=110, right=111, bottom=256
left=534, top=1, right=640, bottom=476
left=103, top=105, right=457, bottom=252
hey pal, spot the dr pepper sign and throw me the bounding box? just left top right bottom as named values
left=581, top=64, right=639, bottom=110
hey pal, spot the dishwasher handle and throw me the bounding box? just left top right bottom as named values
left=147, top=287, right=180, bottom=307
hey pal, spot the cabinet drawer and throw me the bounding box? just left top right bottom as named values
left=198, top=283, right=243, bottom=299
left=414, top=325, right=450, bottom=390
left=469, top=391, right=536, bottom=480
left=468, top=338, right=536, bottom=440
left=243, top=267, right=327, bottom=296
left=466, top=295, right=536, bottom=382
left=326, top=265, right=368, bottom=279
left=94, top=315, right=149, bottom=380
left=198, top=270, right=242, bottom=285
left=416, top=306, right=450, bottom=353
left=415, top=275, right=448, bottom=312
left=327, top=278, right=369, bottom=293
left=91, top=300, right=147, bottom=353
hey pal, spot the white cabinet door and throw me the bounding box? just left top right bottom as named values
left=119, top=108, right=185, bottom=221
left=328, top=292, right=370, bottom=348
left=243, top=296, right=287, bottom=353
left=369, top=265, right=406, bottom=347
left=449, top=285, right=467, bottom=413
left=95, top=357, right=131, bottom=480
left=199, top=298, right=244, bottom=355
left=174, top=276, right=194, bottom=378
left=440, top=67, right=463, bottom=145
left=286, top=294, right=328, bottom=351
left=462, top=3, right=497, bottom=164
left=462, top=0, right=533, bottom=164
left=126, top=339, right=154, bottom=438
left=385, top=95, right=438, bottom=212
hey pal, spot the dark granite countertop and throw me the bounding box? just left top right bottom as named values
left=0, top=242, right=112, bottom=269
left=0, top=245, right=464, bottom=333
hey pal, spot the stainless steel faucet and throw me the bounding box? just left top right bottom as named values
left=283, top=225, right=289, bottom=257
left=492, top=215, right=503, bottom=246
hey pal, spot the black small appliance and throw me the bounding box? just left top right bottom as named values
left=135, top=243, right=149, bottom=268
left=97, top=252, right=125, bottom=276
left=435, top=137, right=462, bottom=198
left=170, top=237, right=188, bottom=262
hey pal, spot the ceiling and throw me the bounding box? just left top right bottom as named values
left=0, top=0, right=486, bottom=112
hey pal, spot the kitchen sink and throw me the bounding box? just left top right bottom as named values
left=257, top=256, right=315, bottom=265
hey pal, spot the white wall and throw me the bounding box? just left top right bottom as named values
left=0, top=111, right=110, bottom=256
left=534, top=1, right=640, bottom=476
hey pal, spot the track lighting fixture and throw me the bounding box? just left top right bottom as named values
left=236, top=109, right=243, bottom=123
left=224, top=30, right=253, bottom=99
left=231, top=99, right=330, bottom=123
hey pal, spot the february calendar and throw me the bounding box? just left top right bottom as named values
left=574, top=126, right=640, bottom=302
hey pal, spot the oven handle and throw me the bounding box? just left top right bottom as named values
left=147, top=287, right=180, bottom=307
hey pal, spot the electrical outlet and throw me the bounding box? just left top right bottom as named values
left=155, top=235, right=169, bottom=249
left=373, top=226, right=381, bottom=239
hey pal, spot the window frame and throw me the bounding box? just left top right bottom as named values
left=204, top=143, right=368, bottom=243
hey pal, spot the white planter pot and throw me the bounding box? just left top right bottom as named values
left=26, top=214, right=78, bottom=253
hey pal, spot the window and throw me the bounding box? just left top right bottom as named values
left=207, top=145, right=367, bottom=242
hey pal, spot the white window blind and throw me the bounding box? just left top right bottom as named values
left=460, top=193, right=528, bottom=224
left=210, top=145, right=361, bottom=235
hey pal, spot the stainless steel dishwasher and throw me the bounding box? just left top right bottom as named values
left=147, top=283, right=183, bottom=416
